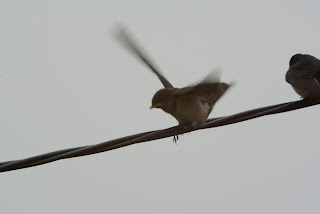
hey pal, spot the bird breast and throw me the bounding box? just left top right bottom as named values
left=172, top=96, right=212, bottom=126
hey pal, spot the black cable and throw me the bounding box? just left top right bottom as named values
left=0, top=99, right=319, bottom=173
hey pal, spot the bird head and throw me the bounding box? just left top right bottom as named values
left=150, top=88, right=176, bottom=113
left=289, top=54, right=303, bottom=67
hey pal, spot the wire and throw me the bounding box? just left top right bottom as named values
left=0, top=98, right=319, bottom=173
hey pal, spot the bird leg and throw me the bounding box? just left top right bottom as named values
left=173, top=135, right=179, bottom=144
left=172, top=124, right=194, bottom=144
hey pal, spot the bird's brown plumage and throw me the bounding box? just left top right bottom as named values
left=151, top=72, right=232, bottom=126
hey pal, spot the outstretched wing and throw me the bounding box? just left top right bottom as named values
left=115, top=27, right=174, bottom=89
left=175, top=71, right=231, bottom=106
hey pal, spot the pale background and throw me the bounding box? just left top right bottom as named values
left=1, top=1, right=320, bottom=213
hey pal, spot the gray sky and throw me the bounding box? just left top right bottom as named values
left=1, top=1, right=320, bottom=213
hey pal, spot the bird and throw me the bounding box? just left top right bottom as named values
left=115, top=27, right=232, bottom=141
left=286, top=54, right=320, bottom=98
left=150, top=72, right=230, bottom=127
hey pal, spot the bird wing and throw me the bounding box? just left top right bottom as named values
left=115, top=27, right=174, bottom=89
left=175, top=71, right=231, bottom=106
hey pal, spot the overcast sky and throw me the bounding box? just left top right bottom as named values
left=1, top=1, right=320, bottom=213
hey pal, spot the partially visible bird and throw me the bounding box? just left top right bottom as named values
left=115, top=27, right=232, bottom=140
left=286, top=54, right=320, bottom=98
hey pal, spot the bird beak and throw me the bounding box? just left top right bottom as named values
left=149, top=103, right=162, bottom=110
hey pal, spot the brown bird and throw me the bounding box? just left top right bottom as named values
left=115, top=27, right=232, bottom=140
left=150, top=72, right=230, bottom=127
left=286, top=54, right=320, bottom=98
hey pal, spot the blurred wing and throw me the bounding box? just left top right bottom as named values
left=115, top=27, right=174, bottom=89
left=175, top=71, right=231, bottom=106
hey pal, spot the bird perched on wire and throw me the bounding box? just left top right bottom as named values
left=115, top=27, right=232, bottom=141
left=286, top=54, right=320, bottom=98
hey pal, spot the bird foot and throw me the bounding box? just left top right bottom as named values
left=172, top=123, right=196, bottom=144
left=173, top=135, right=179, bottom=144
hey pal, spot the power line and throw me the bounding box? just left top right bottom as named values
left=0, top=98, right=319, bottom=173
